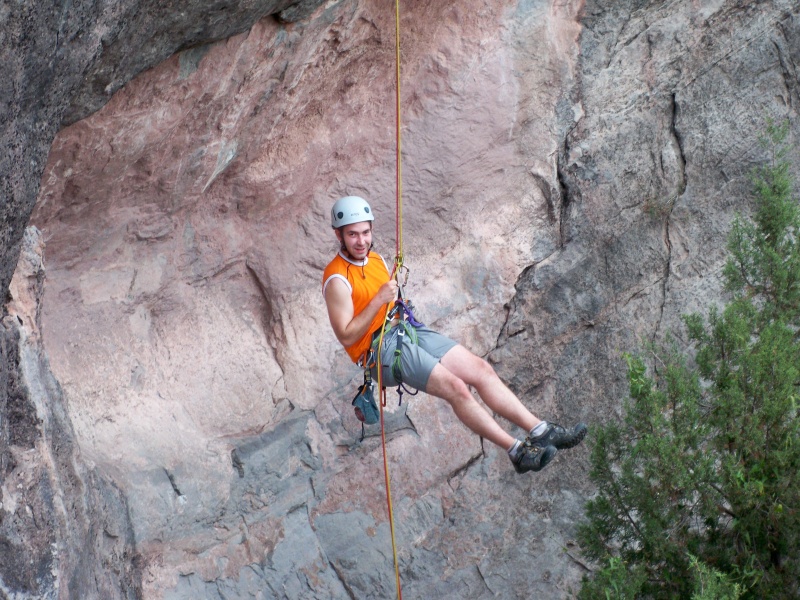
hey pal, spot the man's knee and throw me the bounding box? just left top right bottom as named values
left=440, top=345, right=499, bottom=387
left=466, top=355, right=498, bottom=385
left=428, top=365, right=472, bottom=403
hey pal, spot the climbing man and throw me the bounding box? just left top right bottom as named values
left=322, top=196, right=587, bottom=473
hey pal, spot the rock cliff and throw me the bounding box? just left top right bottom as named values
left=3, top=228, right=139, bottom=598
left=3, top=0, right=800, bottom=597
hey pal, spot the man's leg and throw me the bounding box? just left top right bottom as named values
left=439, top=345, right=588, bottom=451
left=439, top=345, right=542, bottom=432
left=425, top=359, right=556, bottom=473
left=424, top=362, right=517, bottom=450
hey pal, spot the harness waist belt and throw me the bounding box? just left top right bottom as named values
left=371, top=320, right=401, bottom=344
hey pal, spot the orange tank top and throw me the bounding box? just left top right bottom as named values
left=322, top=251, right=391, bottom=363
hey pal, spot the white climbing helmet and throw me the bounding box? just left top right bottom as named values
left=330, top=196, right=374, bottom=228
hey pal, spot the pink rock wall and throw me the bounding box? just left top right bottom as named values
left=32, top=0, right=585, bottom=595
left=8, top=0, right=800, bottom=595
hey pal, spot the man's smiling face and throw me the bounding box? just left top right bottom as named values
left=336, top=221, right=373, bottom=260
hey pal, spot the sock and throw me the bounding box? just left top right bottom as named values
left=507, top=439, right=522, bottom=459
left=530, top=421, right=548, bottom=438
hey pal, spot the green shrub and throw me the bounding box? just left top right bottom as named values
left=578, top=121, right=800, bottom=599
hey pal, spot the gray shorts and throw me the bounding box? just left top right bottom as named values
left=368, top=324, right=458, bottom=392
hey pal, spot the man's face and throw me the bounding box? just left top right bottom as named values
left=337, top=221, right=373, bottom=260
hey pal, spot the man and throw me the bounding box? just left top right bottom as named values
left=322, top=196, right=586, bottom=473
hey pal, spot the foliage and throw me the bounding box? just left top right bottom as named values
left=578, top=121, right=800, bottom=599
left=689, top=555, right=742, bottom=600
left=577, top=555, right=647, bottom=600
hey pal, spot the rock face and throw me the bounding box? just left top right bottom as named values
left=3, top=228, right=139, bottom=598
left=1, top=0, right=324, bottom=301
left=3, top=0, right=800, bottom=597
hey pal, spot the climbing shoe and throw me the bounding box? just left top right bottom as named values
left=528, top=422, right=587, bottom=450
left=511, top=441, right=557, bottom=474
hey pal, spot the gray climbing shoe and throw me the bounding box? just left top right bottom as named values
left=528, top=422, right=587, bottom=450
left=511, top=441, right=557, bottom=474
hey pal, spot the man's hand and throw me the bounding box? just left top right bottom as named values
left=375, top=280, right=399, bottom=305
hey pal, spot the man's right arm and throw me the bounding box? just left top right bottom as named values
left=325, top=278, right=398, bottom=348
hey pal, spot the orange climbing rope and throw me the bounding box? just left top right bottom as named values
left=394, top=0, right=404, bottom=269
left=373, top=1, right=404, bottom=598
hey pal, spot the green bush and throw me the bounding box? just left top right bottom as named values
left=578, top=121, right=800, bottom=599
left=689, top=555, right=742, bottom=600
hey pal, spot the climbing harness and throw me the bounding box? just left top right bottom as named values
left=384, top=292, right=423, bottom=383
